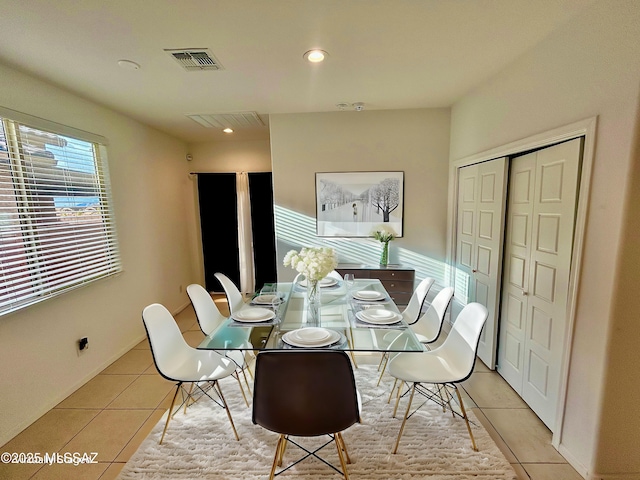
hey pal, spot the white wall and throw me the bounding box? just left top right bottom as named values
left=0, top=63, right=197, bottom=446
left=269, top=109, right=451, bottom=284
left=188, top=139, right=272, bottom=173
left=449, top=1, right=640, bottom=477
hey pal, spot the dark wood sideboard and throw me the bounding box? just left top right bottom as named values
left=336, top=264, right=416, bottom=308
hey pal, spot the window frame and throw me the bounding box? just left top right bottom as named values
left=0, top=106, right=121, bottom=316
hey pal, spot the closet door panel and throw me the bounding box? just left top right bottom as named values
left=521, top=138, right=581, bottom=429
left=471, top=159, right=508, bottom=368
left=498, top=152, right=536, bottom=389
left=498, top=138, right=582, bottom=430
left=455, top=158, right=507, bottom=369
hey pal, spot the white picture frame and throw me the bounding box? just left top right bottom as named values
left=315, top=171, right=404, bottom=237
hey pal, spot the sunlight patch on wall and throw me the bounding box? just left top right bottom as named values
left=274, top=204, right=450, bottom=285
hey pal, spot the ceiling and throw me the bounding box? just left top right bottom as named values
left=0, top=0, right=596, bottom=143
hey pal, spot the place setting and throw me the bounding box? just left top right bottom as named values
left=350, top=289, right=391, bottom=307
left=250, top=284, right=285, bottom=308
left=229, top=307, right=279, bottom=326
left=351, top=289, right=387, bottom=301
left=352, top=307, right=404, bottom=329
left=297, top=276, right=340, bottom=289
left=280, top=327, right=345, bottom=349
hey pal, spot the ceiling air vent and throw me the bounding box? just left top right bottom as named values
left=165, top=48, right=223, bottom=71
left=186, top=112, right=265, bottom=129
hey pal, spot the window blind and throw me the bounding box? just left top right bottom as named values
left=0, top=115, right=121, bottom=315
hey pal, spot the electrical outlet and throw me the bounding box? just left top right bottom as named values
left=78, top=337, right=89, bottom=352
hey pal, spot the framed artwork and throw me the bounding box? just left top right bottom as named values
left=315, top=171, right=404, bottom=237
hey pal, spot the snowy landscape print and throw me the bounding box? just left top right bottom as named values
left=316, top=171, right=403, bottom=237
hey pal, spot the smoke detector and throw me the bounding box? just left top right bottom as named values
left=353, top=102, right=365, bottom=112
left=165, top=49, right=223, bottom=71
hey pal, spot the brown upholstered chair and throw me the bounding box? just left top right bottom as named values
left=252, top=350, right=360, bottom=479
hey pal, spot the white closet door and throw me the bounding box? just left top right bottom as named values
left=498, top=152, right=536, bottom=390
left=498, top=138, right=582, bottom=430
left=456, top=157, right=507, bottom=369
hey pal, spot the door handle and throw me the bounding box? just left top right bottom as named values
left=472, top=269, right=477, bottom=273
left=522, top=291, right=528, bottom=296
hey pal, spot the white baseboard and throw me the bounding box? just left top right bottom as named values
left=558, top=444, right=589, bottom=478
left=585, top=474, right=640, bottom=479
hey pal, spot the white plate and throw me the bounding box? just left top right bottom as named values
left=353, top=290, right=385, bottom=301
left=231, top=307, right=276, bottom=323
left=299, top=277, right=338, bottom=288
left=282, top=328, right=341, bottom=347
left=292, top=327, right=331, bottom=343
left=251, top=294, right=283, bottom=305
left=356, top=309, right=402, bottom=325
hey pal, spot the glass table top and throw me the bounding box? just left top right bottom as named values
left=197, top=278, right=425, bottom=353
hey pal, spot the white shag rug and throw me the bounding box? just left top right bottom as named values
left=119, top=365, right=517, bottom=479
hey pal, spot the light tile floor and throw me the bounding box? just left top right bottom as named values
left=1, top=297, right=583, bottom=480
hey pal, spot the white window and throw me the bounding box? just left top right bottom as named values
left=0, top=109, right=121, bottom=315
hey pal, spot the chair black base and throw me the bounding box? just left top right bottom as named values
left=268, top=433, right=351, bottom=479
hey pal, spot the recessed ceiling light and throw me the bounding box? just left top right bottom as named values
left=117, top=59, right=140, bottom=70
left=223, top=128, right=234, bottom=134
left=303, top=49, right=328, bottom=63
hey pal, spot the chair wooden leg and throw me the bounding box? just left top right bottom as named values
left=241, top=367, right=252, bottom=394
left=392, top=381, right=405, bottom=418
left=435, top=384, right=449, bottom=413
left=377, top=352, right=386, bottom=371
left=346, top=330, right=358, bottom=369
left=454, top=386, right=478, bottom=452
left=160, top=383, right=181, bottom=445
left=392, top=383, right=415, bottom=454
left=234, top=373, right=250, bottom=407
left=388, top=378, right=398, bottom=404
left=277, top=435, right=288, bottom=466
left=334, top=433, right=351, bottom=480
left=214, top=381, right=240, bottom=441
left=269, top=435, right=285, bottom=480
left=376, top=354, right=389, bottom=386
left=336, top=432, right=352, bottom=464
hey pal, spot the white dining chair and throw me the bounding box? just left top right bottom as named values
left=377, top=286, right=454, bottom=385
left=214, top=272, right=245, bottom=314
left=401, top=277, right=435, bottom=324
left=375, top=277, right=434, bottom=373
left=388, top=302, right=488, bottom=453
left=142, top=303, right=241, bottom=444
left=186, top=283, right=253, bottom=404
left=409, top=286, right=455, bottom=344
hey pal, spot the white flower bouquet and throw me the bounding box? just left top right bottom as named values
left=283, top=246, right=338, bottom=282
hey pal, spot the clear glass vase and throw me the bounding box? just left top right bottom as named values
left=380, top=241, right=390, bottom=266
left=306, top=279, right=322, bottom=326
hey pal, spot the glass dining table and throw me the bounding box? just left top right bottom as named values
left=197, top=278, right=425, bottom=354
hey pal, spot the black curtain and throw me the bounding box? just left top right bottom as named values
left=248, top=172, right=277, bottom=289
left=197, top=173, right=240, bottom=292
left=197, top=172, right=276, bottom=293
